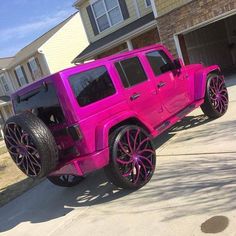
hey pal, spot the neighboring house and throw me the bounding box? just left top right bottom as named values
left=0, top=12, right=89, bottom=136
left=8, top=12, right=89, bottom=89
left=153, top=0, right=236, bottom=71
left=0, top=57, right=15, bottom=137
left=72, top=0, right=160, bottom=63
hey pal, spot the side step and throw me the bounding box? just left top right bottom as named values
left=153, top=100, right=203, bottom=136
left=156, top=121, right=171, bottom=133
left=176, top=104, right=196, bottom=119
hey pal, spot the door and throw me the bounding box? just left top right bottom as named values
left=145, top=49, right=190, bottom=115
left=114, top=56, right=163, bottom=127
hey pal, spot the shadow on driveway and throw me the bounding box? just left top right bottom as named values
left=1, top=116, right=235, bottom=232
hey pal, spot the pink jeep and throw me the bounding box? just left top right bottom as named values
left=4, top=44, right=229, bottom=190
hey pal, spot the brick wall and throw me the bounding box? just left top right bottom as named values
left=97, top=28, right=160, bottom=59
left=131, top=28, right=160, bottom=49
left=155, top=0, right=192, bottom=17
left=97, top=43, right=128, bottom=59
left=157, top=0, right=236, bottom=57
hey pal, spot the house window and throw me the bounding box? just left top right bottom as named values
left=14, top=66, right=28, bottom=86
left=27, top=57, right=43, bottom=80
left=0, top=74, right=10, bottom=93
left=145, top=0, right=151, bottom=7
left=91, top=0, right=123, bottom=32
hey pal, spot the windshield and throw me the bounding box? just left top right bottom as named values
left=13, top=83, right=65, bottom=126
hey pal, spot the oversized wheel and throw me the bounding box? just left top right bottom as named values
left=47, top=175, right=84, bottom=187
left=201, top=73, right=229, bottom=118
left=4, top=112, right=58, bottom=178
left=105, top=125, right=156, bottom=190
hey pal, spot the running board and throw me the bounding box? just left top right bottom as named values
left=156, top=121, right=171, bottom=133
left=176, top=104, right=196, bottom=118
left=153, top=100, right=204, bottom=136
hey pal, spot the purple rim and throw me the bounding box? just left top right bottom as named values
left=209, top=76, right=228, bottom=114
left=114, top=127, right=155, bottom=185
left=58, top=175, right=80, bottom=183
left=4, top=122, right=41, bottom=177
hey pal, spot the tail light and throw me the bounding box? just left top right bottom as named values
left=68, top=125, right=82, bottom=141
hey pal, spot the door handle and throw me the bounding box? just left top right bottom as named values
left=157, top=82, right=166, bottom=88
left=130, top=93, right=141, bottom=101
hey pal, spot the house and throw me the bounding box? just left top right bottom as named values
left=72, top=0, right=160, bottom=63
left=0, top=57, right=15, bottom=135
left=7, top=12, right=89, bottom=89
left=153, top=0, right=236, bottom=72
left=0, top=12, right=89, bottom=136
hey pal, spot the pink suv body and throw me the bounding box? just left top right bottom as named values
left=8, top=44, right=228, bottom=189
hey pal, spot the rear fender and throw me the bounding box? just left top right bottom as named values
left=95, top=112, right=153, bottom=151
left=194, top=65, right=221, bottom=100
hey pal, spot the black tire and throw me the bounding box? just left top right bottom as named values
left=4, top=112, right=58, bottom=179
left=47, top=175, right=84, bottom=187
left=104, top=125, right=156, bottom=190
left=201, top=73, right=229, bottom=118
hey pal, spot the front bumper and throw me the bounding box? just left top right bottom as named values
left=50, top=148, right=109, bottom=176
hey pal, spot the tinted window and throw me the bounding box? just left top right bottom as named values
left=13, top=83, right=65, bottom=126
left=146, top=50, right=173, bottom=76
left=115, top=57, right=148, bottom=88
left=69, top=66, right=116, bottom=107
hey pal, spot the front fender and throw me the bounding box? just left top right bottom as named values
left=194, top=65, right=221, bottom=100
left=95, top=111, right=153, bottom=151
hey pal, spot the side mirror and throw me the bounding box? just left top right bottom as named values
left=173, top=58, right=183, bottom=70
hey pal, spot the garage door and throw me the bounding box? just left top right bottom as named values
left=183, top=18, right=235, bottom=70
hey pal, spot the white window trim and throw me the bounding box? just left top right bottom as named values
left=15, top=65, right=27, bottom=86
left=90, top=0, right=124, bottom=33
left=132, top=0, right=141, bottom=18
left=0, top=74, right=10, bottom=93
left=28, top=57, right=43, bottom=80
left=28, top=57, right=35, bottom=64
left=145, top=0, right=152, bottom=8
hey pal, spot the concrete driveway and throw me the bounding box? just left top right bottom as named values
left=1, top=74, right=236, bottom=236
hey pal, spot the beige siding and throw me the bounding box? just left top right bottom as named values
left=9, top=60, right=33, bottom=90
left=137, top=0, right=153, bottom=16
left=0, top=72, right=6, bottom=96
left=40, top=13, right=89, bottom=73
left=155, top=0, right=192, bottom=16
left=0, top=71, right=14, bottom=96
left=79, top=0, right=148, bottom=43
left=8, top=52, right=50, bottom=89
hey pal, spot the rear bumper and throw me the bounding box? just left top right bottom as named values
left=50, top=148, right=109, bottom=176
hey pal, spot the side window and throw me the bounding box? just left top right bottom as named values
left=115, top=57, right=148, bottom=88
left=69, top=66, right=116, bottom=107
left=146, top=50, right=173, bottom=76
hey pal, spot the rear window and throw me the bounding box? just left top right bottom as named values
left=69, top=66, right=116, bottom=107
left=13, top=83, right=65, bottom=126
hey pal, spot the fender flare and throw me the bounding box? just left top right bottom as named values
left=194, top=65, right=221, bottom=100
left=95, top=111, right=153, bottom=151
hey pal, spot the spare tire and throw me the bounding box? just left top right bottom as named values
left=4, top=112, right=58, bottom=179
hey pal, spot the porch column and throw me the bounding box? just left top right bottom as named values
left=126, top=40, right=134, bottom=51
